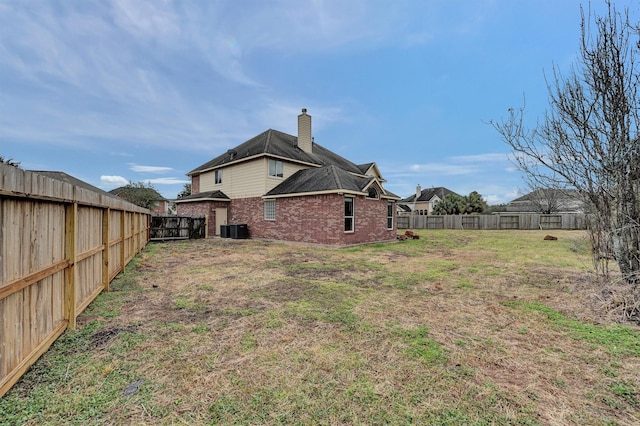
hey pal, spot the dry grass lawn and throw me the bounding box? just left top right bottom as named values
left=2, top=230, right=640, bottom=425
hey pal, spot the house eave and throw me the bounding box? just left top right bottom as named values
left=188, top=153, right=326, bottom=177
left=175, top=197, right=230, bottom=204
left=262, top=189, right=366, bottom=199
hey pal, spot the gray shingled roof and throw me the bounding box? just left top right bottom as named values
left=264, top=166, right=401, bottom=199
left=357, top=163, right=374, bottom=174
left=264, top=165, right=372, bottom=197
left=188, top=129, right=363, bottom=176
left=509, top=188, right=580, bottom=203
left=175, top=190, right=230, bottom=202
left=401, top=187, right=459, bottom=203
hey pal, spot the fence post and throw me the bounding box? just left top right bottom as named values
left=130, top=212, right=135, bottom=262
left=64, top=202, right=78, bottom=329
left=102, top=208, right=110, bottom=292
left=120, top=210, right=126, bottom=274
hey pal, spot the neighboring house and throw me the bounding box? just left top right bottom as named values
left=396, top=203, right=412, bottom=216
left=175, top=108, right=400, bottom=245
left=109, top=186, right=173, bottom=216
left=506, top=189, right=585, bottom=213
left=400, top=186, right=460, bottom=215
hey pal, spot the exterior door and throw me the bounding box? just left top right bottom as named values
left=215, top=208, right=228, bottom=236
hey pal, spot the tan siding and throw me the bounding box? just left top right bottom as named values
left=228, top=159, right=267, bottom=198
left=199, top=158, right=313, bottom=198
left=200, top=170, right=217, bottom=191
left=266, top=161, right=308, bottom=193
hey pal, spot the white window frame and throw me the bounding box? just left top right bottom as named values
left=214, top=170, right=222, bottom=185
left=268, top=159, right=284, bottom=178
left=344, top=197, right=355, bottom=233
left=387, top=202, right=394, bottom=229
left=264, top=199, right=276, bottom=221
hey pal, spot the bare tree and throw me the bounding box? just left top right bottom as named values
left=492, top=1, right=640, bottom=285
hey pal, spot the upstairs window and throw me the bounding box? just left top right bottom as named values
left=214, top=170, right=222, bottom=185
left=269, top=159, right=284, bottom=178
left=366, top=187, right=379, bottom=199
left=264, top=199, right=276, bottom=220
left=344, top=197, right=354, bottom=232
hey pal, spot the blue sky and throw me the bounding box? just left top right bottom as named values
left=0, top=0, right=616, bottom=204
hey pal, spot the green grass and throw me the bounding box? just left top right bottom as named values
left=283, top=280, right=362, bottom=326
left=2, top=230, right=639, bottom=425
left=503, top=300, right=640, bottom=357
left=401, top=325, right=448, bottom=365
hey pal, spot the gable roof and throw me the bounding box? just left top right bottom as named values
left=263, top=165, right=400, bottom=199
left=402, top=187, right=458, bottom=203
left=175, top=190, right=230, bottom=203
left=188, top=129, right=363, bottom=176
left=357, top=162, right=374, bottom=174
left=357, top=162, right=386, bottom=182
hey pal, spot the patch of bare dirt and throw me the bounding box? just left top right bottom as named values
left=89, top=325, right=138, bottom=349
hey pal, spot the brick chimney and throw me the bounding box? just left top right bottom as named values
left=297, top=108, right=312, bottom=153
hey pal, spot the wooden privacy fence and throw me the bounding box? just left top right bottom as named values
left=0, top=165, right=150, bottom=398
left=397, top=213, right=587, bottom=230
left=150, top=216, right=206, bottom=241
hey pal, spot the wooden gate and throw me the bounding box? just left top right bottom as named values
left=150, top=216, right=206, bottom=240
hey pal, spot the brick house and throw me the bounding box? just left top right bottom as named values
left=175, top=109, right=400, bottom=245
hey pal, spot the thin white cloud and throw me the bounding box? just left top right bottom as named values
left=398, top=152, right=513, bottom=177
left=111, top=0, right=181, bottom=39
left=100, top=175, right=128, bottom=186
left=449, top=153, right=510, bottom=163
left=145, top=177, right=191, bottom=185
left=129, top=164, right=173, bottom=173
left=408, top=163, right=478, bottom=176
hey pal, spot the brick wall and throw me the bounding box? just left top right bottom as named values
left=230, top=194, right=397, bottom=245
left=191, top=175, right=200, bottom=194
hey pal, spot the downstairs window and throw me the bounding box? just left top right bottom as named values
left=345, top=197, right=354, bottom=232
left=264, top=199, right=276, bottom=220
